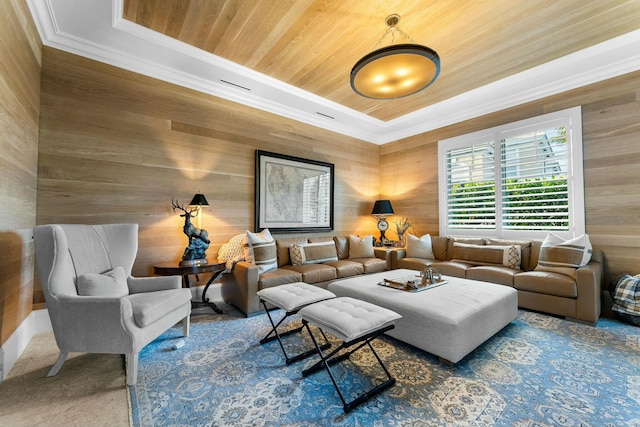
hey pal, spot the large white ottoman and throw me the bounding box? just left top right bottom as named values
left=328, top=269, right=518, bottom=363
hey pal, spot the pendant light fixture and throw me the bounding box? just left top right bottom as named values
left=350, top=14, right=440, bottom=100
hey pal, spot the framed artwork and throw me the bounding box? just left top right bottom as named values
left=255, top=150, right=334, bottom=233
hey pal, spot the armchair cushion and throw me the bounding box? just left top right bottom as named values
left=77, top=266, right=129, bottom=297
left=128, top=289, right=191, bottom=328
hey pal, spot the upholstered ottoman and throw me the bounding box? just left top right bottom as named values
left=257, top=282, right=335, bottom=364
left=299, top=297, right=401, bottom=413
left=328, top=269, right=518, bottom=363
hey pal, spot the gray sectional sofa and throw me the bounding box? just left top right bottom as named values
left=391, top=236, right=603, bottom=324
left=222, top=236, right=389, bottom=316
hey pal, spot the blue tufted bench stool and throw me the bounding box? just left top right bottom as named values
left=299, top=296, right=402, bottom=413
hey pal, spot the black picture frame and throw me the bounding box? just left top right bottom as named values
left=255, top=150, right=334, bottom=233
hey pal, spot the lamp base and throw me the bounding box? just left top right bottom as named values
left=179, top=258, right=208, bottom=267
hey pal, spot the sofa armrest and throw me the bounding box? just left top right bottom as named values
left=373, top=247, right=392, bottom=270
left=389, top=248, right=407, bottom=270
left=575, top=257, right=603, bottom=324
left=221, top=261, right=260, bottom=317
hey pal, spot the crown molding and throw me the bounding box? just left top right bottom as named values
left=27, top=0, right=640, bottom=145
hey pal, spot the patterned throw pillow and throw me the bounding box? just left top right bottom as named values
left=611, top=274, right=640, bottom=325
left=452, top=243, right=521, bottom=270
left=348, top=235, right=375, bottom=258
left=535, top=233, right=592, bottom=278
left=217, top=233, right=246, bottom=270
left=289, top=241, right=338, bottom=266
left=77, top=266, right=129, bottom=297
left=243, top=229, right=277, bottom=274
left=406, top=234, right=434, bottom=259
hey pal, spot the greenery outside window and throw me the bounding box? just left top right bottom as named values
left=438, top=106, right=585, bottom=240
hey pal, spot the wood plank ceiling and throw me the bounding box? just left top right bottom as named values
left=123, top=0, right=640, bottom=122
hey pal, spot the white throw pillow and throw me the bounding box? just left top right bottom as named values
left=348, top=235, right=375, bottom=258
left=217, top=233, right=246, bottom=270
left=243, top=229, right=277, bottom=273
left=535, top=233, right=593, bottom=278
left=406, top=233, right=435, bottom=259
left=77, top=266, right=129, bottom=297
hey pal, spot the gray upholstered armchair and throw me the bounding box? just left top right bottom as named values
left=34, top=224, right=192, bottom=386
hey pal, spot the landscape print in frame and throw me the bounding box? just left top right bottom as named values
left=255, top=150, right=334, bottom=233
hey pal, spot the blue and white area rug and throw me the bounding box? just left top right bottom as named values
left=130, top=309, right=640, bottom=426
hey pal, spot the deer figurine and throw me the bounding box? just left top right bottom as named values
left=172, top=199, right=210, bottom=263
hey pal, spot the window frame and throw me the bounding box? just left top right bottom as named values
left=438, top=106, right=585, bottom=240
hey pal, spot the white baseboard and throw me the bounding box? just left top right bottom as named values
left=0, top=309, right=52, bottom=382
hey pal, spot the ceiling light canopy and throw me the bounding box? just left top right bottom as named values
left=350, top=14, right=440, bottom=100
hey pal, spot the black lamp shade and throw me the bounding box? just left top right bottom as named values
left=189, top=193, right=209, bottom=207
left=371, top=200, right=394, bottom=216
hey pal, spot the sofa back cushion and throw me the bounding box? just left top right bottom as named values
left=431, top=236, right=449, bottom=261
left=452, top=242, right=522, bottom=270
left=446, top=237, right=485, bottom=260
left=348, top=235, right=375, bottom=258
left=244, top=229, right=277, bottom=273
left=485, top=238, right=532, bottom=270
left=275, top=236, right=308, bottom=267
left=332, top=236, right=350, bottom=260
left=289, top=241, right=338, bottom=266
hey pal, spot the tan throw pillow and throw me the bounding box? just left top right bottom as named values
left=535, top=233, right=592, bottom=278
left=452, top=243, right=522, bottom=269
left=406, top=233, right=435, bottom=259
left=289, top=241, right=338, bottom=266
left=243, top=229, right=277, bottom=273
left=348, top=235, right=374, bottom=258
left=77, top=266, right=129, bottom=297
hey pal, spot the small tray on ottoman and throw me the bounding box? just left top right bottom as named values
left=378, top=275, right=448, bottom=292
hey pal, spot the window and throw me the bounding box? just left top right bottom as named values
left=438, top=106, right=584, bottom=239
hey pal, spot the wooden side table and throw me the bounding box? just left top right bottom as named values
left=153, top=262, right=226, bottom=313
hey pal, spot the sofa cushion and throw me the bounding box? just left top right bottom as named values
left=275, top=236, right=308, bottom=267
left=324, top=260, right=365, bottom=278
left=282, top=264, right=337, bottom=283
left=348, top=235, right=375, bottom=258
left=77, top=266, right=129, bottom=297
left=485, top=238, right=532, bottom=271
left=430, top=261, right=472, bottom=278
left=535, top=233, right=592, bottom=278
left=244, top=229, right=277, bottom=273
left=466, top=266, right=519, bottom=286
left=289, top=241, right=338, bottom=266
left=452, top=243, right=521, bottom=269
left=446, top=237, right=485, bottom=260
left=358, top=257, right=387, bottom=274
left=431, top=236, right=449, bottom=261
left=406, top=233, right=435, bottom=259
left=514, top=271, right=577, bottom=298
left=258, top=268, right=303, bottom=290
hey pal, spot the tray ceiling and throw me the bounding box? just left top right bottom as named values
left=28, top=0, right=640, bottom=144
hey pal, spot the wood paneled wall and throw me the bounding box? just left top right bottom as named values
left=0, top=0, right=41, bottom=346
left=36, top=47, right=382, bottom=301
left=380, top=70, right=640, bottom=290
